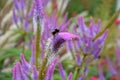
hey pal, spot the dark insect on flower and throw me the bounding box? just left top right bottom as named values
left=98, top=55, right=101, bottom=59
left=52, top=29, right=60, bottom=35
left=52, top=31, right=79, bottom=53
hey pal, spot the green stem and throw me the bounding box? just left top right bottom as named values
left=74, top=54, right=87, bottom=80
left=38, top=56, right=48, bottom=80
left=35, top=22, right=41, bottom=68
left=38, top=37, right=51, bottom=80
left=93, top=9, right=120, bottom=41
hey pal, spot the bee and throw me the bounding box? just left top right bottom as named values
left=52, top=29, right=60, bottom=35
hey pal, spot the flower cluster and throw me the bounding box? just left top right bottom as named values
left=66, top=16, right=108, bottom=80
left=11, top=0, right=110, bottom=80
left=77, top=16, right=108, bottom=59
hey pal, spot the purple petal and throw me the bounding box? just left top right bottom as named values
left=78, top=16, right=90, bottom=36
left=78, top=16, right=86, bottom=32
left=33, top=0, right=45, bottom=22
left=45, top=57, right=59, bottom=80
left=76, top=53, right=81, bottom=66
left=30, top=42, right=36, bottom=65
left=95, top=20, right=101, bottom=33
left=12, top=62, right=27, bottom=80
left=89, top=18, right=96, bottom=37
left=89, top=18, right=101, bottom=37
left=92, top=30, right=108, bottom=58
left=61, top=13, right=68, bottom=24
left=24, top=15, right=29, bottom=31
left=58, top=63, right=66, bottom=79
left=20, top=0, right=25, bottom=10
left=67, top=72, right=72, bottom=80
left=82, top=34, right=93, bottom=53
left=67, top=41, right=73, bottom=51
left=60, top=19, right=72, bottom=32
left=13, top=9, right=18, bottom=24
left=49, top=11, right=58, bottom=29
left=20, top=54, right=31, bottom=72
left=98, top=63, right=105, bottom=80
left=12, top=64, right=16, bottom=80
left=106, top=57, right=117, bottom=75
left=31, top=66, right=38, bottom=80
left=28, top=5, right=34, bottom=17
left=58, top=32, right=80, bottom=41
left=13, top=0, right=19, bottom=10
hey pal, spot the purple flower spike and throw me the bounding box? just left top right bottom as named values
left=52, top=32, right=79, bottom=52
left=115, top=47, right=120, bottom=65
left=33, top=0, right=45, bottom=24
left=20, top=54, right=31, bottom=72
left=12, top=62, right=27, bottom=80
left=30, top=42, right=36, bottom=65
left=67, top=72, right=73, bottom=80
left=34, top=0, right=44, bottom=14
left=45, top=57, right=59, bottom=80
left=31, top=66, right=38, bottom=80
left=106, top=57, right=117, bottom=75
left=58, top=63, right=66, bottom=79
left=76, top=53, right=81, bottom=66
left=77, top=16, right=108, bottom=58
left=98, top=63, right=105, bottom=80
left=33, top=0, right=49, bottom=19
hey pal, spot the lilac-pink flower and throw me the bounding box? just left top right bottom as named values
left=12, top=62, right=28, bottom=80
left=52, top=32, right=79, bottom=52
left=67, top=72, right=73, bottom=80
left=31, top=66, right=38, bottom=80
left=45, top=56, right=59, bottom=80
left=20, top=54, right=31, bottom=72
